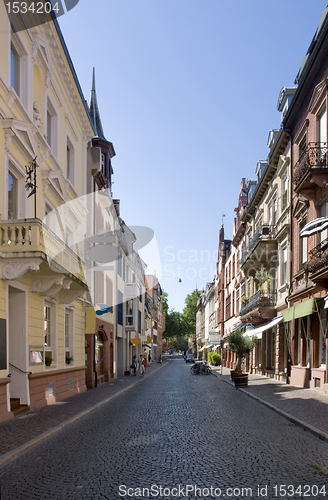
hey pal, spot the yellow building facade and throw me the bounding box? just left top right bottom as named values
left=0, top=7, right=94, bottom=420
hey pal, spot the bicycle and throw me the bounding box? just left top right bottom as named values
left=190, top=361, right=212, bottom=375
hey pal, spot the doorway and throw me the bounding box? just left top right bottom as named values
left=8, top=284, right=29, bottom=406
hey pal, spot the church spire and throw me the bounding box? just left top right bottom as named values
left=89, top=67, right=106, bottom=140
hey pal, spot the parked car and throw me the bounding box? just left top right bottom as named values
left=185, top=354, right=195, bottom=363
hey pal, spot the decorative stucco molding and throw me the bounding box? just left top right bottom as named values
left=60, top=290, right=86, bottom=304
left=2, top=259, right=42, bottom=279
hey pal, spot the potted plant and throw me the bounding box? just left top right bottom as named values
left=45, top=355, right=53, bottom=367
left=227, top=328, right=257, bottom=387
left=65, top=354, right=74, bottom=365
left=255, top=267, right=271, bottom=294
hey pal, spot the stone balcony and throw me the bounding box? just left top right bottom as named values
left=240, top=290, right=277, bottom=325
left=294, top=142, right=328, bottom=200
left=0, top=219, right=87, bottom=300
left=240, top=224, right=277, bottom=272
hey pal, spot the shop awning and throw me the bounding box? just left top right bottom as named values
left=204, top=344, right=213, bottom=349
left=282, top=298, right=316, bottom=322
left=245, top=316, right=284, bottom=339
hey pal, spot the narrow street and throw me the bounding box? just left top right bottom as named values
left=1, top=358, right=327, bottom=500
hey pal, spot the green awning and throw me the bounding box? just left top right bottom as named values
left=282, top=298, right=315, bottom=322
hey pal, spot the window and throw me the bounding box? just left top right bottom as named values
left=64, top=308, right=74, bottom=356
left=282, top=176, right=288, bottom=211
left=46, top=99, right=57, bottom=152
left=297, top=318, right=302, bottom=365
left=106, top=276, right=113, bottom=307
left=299, top=221, right=307, bottom=270
left=47, top=109, right=52, bottom=147
left=10, top=42, right=20, bottom=95
left=318, top=106, right=327, bottom=144
left=236, top=287, right=240, bottom=316
left=95, top=271, right=104, bottom=305
left=268, top=198, right=277, bottom=226
left=117, top=290, right=123, bottom=326
left=101, top=153, right=106, bottom=175
left=8, top=170, right=18, bottom=219
left=299, top=136, right=307, bottom=158
left=281, top=246, right=288, bottom=285
left=44, top=304, right=51, bottom=348
left=225, top=295, right=231, bottom=320
left=118, top=250, right=122, bottom=277
left=138, top=310, right=141, bottom=334
left=126, top=299, right=134, bottom=327
left=66, top=137, right=75, bottom=185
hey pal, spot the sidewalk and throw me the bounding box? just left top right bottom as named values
left=0, top=360, right=167, bottom=467
left=211, top=365, right=328, bottom=442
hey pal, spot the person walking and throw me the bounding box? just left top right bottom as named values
left=139, top=354, right=145, bottom=376
left=132, top=355, right=137, bottom=376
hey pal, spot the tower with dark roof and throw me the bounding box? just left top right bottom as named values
left=88, top=68, right=116, bottom=189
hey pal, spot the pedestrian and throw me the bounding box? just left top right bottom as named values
left=132, top=355, right=137, bottom=376
left=139, top=354, right=145, bottom=376
left=148, top=352, right=151, bottom=364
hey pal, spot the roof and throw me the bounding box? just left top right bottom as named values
left=89, top=68, right=106, bottom=140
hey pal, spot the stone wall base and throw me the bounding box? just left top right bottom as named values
left=28, top=367, right=87, bottom=410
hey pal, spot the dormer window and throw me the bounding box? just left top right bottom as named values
left=101, top=153, right=106, bottom=175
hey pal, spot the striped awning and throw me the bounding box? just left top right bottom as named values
left=300, top=217, right=328, bottom=237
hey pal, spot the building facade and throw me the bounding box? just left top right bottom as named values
left=0, top=7, right=95, bottom=420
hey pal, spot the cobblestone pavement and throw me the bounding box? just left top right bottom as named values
left=0, top=360, right=167, bottom=461
left=1, top=359, right=328, bottom=500
left=211, top=366, right=328, bottom=437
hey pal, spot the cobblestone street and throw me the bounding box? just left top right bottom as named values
left=1, top=359, right=328, bottom=500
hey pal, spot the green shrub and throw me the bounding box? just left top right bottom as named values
left=208, top=351, right=221, bottom=366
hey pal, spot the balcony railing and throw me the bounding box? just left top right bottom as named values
left=240, top=224, right=276, bottom=267
left=0, top=219, right=86, bottom=282
left=294, top=142, right=328, bottom=186
left=308, top=237, right=328, bottom=274
left=240, top=290, right=277, bottom=317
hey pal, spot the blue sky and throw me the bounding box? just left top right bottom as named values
left=59, top=0, right=328, bottom=312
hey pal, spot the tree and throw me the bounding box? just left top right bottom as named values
left=227, top=328, right=257, bottom=373
left=162, top=290, right=169, bottom=315
left=163, top=310, right=182, bottom=340
left=181, top=289, right=201, bottom=337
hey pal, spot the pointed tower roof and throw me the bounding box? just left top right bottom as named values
left=89, top=68, right=106, bottom=140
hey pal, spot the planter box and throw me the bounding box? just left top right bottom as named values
left=233, top=373, right=248, bottom=387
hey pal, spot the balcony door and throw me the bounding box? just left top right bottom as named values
left=319, top=106, right=327, bottom=144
